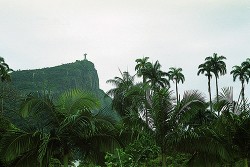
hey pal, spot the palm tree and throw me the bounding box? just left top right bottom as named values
left=148, top=88, right=206, bottom=167
left=198, top=61, right=213, bottom=111
left=169, top=88, right=242, bottom=166
left=106, top=70, right=136, bottom=117
left=0, top=89, right=121, bottom=167
left=205, top=53, right=227, bottom=106
left=242, top=58, right=250, bottom=86
left=0, top=57, right=12, bottom=82
left=242, top=58, right=250, bottom=69
left=0, top=57, right=13, bottom=114
left=143, top=61, right=169, bottom=91
left=107, top=70, right=150, bottom=130
left=135, top=57, right=152, bottom=125
left=230, top=65, right=249, bottom=111
left=147, top=88, right=173, bottom=167
left=136, top=60, right=169, bottom=125
left=135, top=57, right=151, bottom=83
left=168, top=67, right=185, bottom=104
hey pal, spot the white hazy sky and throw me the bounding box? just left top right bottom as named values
left=1, top=0, right=250, bottom=100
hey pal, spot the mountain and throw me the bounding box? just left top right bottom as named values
left=9, top=58, right=111, bottom=106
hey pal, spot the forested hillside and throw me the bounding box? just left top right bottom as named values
left=9, top=58, right=111, bottom=106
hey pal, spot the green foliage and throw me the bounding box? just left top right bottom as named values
left=0, top=89, right=121, bottom=167
left=125, top=134, right=159, bottom=165
left=78, top=161, right=101, bottom=167
left=49, top=158, right=63, bottom=167
left=105, top=133, right=159, bottom=167
left=0, top=112, right=11, bottom=140
left=165, top=153, right=190, bottom=167
left=105, top=148, right=134, bottom=167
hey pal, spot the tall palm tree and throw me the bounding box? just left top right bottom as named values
left=205, top=53, right=227, bottom=106
left=135, top=57, right=152, bottom=125
left=168, top=67, right=185, bottom=104
left=143, top=61, right=169, bottom=91
left=230, top=65, right=249, bottom=111
left=106, top=70, right=135, bottom=117
left=242, top=58, right=250, bottom=84
left=139, top=60, right=170, bottom=125
left=135, top=57, right=151, bottom=83
left=198, top=61, right=213, bottom=111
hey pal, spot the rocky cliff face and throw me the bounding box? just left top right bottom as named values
left=10, top=59, right=111, bottom=105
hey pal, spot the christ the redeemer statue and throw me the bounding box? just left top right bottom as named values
left=84, top=53, right=87, bottom=60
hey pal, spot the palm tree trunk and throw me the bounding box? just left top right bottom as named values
left=145, top=90, right=148, bottom=126
left=208, top=77, right=212, bottom=111
left=242, top=81, right=245, bottom=111
left=143, top=76, right=149, bottom=125
left=215, top=77, right=219, bottom=115
left=162, top=152, right=167, bottom=167
left=63, top=154, right=69, bottom=167
left=175, top=79, right=179, bottom=104
left=145, top=106, right=148, bottom=125
left=1, top=85, right=4, bottom=113
left=145, top=88, right=151, bottom=125
left=143, top=75, right=146, bottom=84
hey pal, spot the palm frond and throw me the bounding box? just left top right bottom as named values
left=57, top=89, right=100, bottom=114
left=0, top=129, right=40, bottom=164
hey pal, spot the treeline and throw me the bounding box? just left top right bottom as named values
left=0, top=54, right=249, bottom=167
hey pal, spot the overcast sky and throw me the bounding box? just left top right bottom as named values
left=1, top=0, right=250, bottom=100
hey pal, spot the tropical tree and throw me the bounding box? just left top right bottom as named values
left=232, top=113, right=250, bottom=166
left=197, top=61, right=213, bottom=111
left=0, top=89, right=121, bottom=167
left=148, top=88, right=206, bottom=167
left=242, top=58, right=250, bottom=88
left=106, top=71, right=136, bottom=117
left=135, top=57, right=151, bottom=83
left=205, top=53, right=227, bottom=106
left=149, top=88, right=174, bottom=167
left=242, top=58, right=250, bottom=69
left=230, top=64, right=249, bottom=111
left=135, top=57, right=152, bottom=125
left=106, top=70, right=150, bottom=141
left=169, top=87, right=250, bottom=167
left=142, top=61, right=170, bottom=91
left=169, top=121, right=235, bottom=166
left=0, top=57, right=13, bottom=82
left=168, top=67, right=185, bottom=104
left=0, top=57, right=13, bottom=113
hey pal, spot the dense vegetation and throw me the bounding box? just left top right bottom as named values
left=0, top=55, right=249, bottom=167
left=9, top=59, right=111, bottom=108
